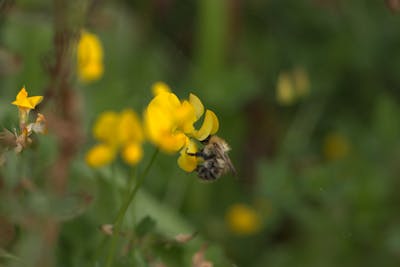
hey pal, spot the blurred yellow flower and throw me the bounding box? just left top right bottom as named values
left=323, top=132, right=350, bottom=161
left=121, top=142, right=143, bottom=165
left=86, top=109, right=144, bottom=167
left=276, top=67, right=310, bottom=106
left=77, top=30, right=104, bottom=83
left=85, top=144, right=116, bottom=167
left=225, top=203, right=262, bottom=236
left=276, top=72, right=295, bottom=106
left=144, top=82, right=219, bottom=172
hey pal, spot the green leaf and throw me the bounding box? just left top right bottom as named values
left=135, top=215, right=156, bottom=238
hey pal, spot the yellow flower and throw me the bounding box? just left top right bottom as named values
left=86, top=109, right=144, bottom=167
left=323, top=132, right=350, bottom=161
left=77, top=30, right=104, bottom=83
left=276, top=67, right=311, bottom=106
left=225, top=203, right=262, bottom=236
left=144, top=83, right=219, bottom=172
left=12, top=87, right=43, bottom=125
left=11, top=87, right=43, bottom=110
left=145, top=85, right=218, bottom=152
left=9, top=87, right=46, bottom=153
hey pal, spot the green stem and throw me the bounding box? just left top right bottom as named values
left=104, top=148, right=159, bottom=267
left=93, top=167, right=136, bottom=265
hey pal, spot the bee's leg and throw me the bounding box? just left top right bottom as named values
left=186, top=151, right=205, bottom=157
left=186, top=151, right=215, bottom=160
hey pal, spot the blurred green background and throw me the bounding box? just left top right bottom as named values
left=1, top=0, right=400, bottom=266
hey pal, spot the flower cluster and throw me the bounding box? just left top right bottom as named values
left=77, top=30, right=104, bottom=83
left=85, top=109, right=144, bottom=167
left=144, top=82, right=219, bottom=172
left=86, top=82, right=220, bottom=173
left=6, top=87, right=47, bottom=152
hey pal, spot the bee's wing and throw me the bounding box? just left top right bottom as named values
left=215, top=143, right=237, bottom=176
left=225, top=154, right=237, bottom=176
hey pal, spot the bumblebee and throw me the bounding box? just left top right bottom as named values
left=187, top=135, right=236, bottom=181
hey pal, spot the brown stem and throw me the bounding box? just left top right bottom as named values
left=34, top=1, right=88, bottom=267
left=47, top=0, right=83, bottom=196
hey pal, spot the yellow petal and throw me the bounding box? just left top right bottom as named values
left=79, top=62, right=104, bottom=82
left=118, top=109, right=143, bottom=144
left=208, top=110, right=219, bottom=135
left=85, top=144, right=116, bottom=168
left=177, top=139, right=198, bottom=172
left=121, top=142, right=143, bottom=165
left=27, top=96, right=43, bottom=108
left=144, top=92, right=190, bottom=153
left=144, top=104, right=173, bottom=143
left=189, top=93, right=204, bottom=119
left=176, top=100, right=196, bottom=133
left=77, top=30, right=104, bottom=83
left=93, top=111, right=119, bottom=144
left=151, top=81, right=171, bottom=96
left=166, top=92, right=181, bottom=111
left=78, top=31, right=104, bottom=62
left=16, top=87, right=28, bottom=100
left=184, top=137, right=197, bottom=154
left=11, top=98, right=33, bottom=109
left=149, top=92, right=180, bottom=114
left=11, top=87, right=43, bottom=109
left=159, top=133, right=186, bottom=153
left=192, top=110, right=216, bottom=141
left=177, top=153, right=198, bottom=172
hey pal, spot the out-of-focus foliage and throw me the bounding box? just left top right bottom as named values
left=1, top=0, right=400, bottom=267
